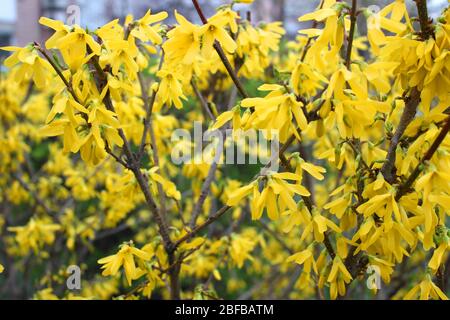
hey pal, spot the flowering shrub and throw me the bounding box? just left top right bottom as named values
left=0, top=0, right=449, bottom=300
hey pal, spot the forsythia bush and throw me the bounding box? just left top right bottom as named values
left=1, top=0, right=450, bottom=300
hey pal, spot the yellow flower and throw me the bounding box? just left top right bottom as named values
left=298, top=4, right=344, bottom=64
left=291, top=62, right=328, bottom=99
left=428, top=241, right=448, bottom=272
left=428, top=226, right=449, bottom=272
left=33, top=288, right=59, bottom=300
left=0, top=264, right=4, bottom=273
left=241, top=84, right=308, bottom=143
left=96, top=19, right=124, bottom=41
left=40, top=118, right=82, bottom=154
left=147, top=167, right=181, bottom=200
left=416, top=169, right=450, bottom=202
left=255, top=172, right=310, bottom=221
left=310, top=209, right=342, bottom=243
left=404, top=274, right=448, bottom=300
left=99, top=37, right=139, bottom=77
left=226, top=181, right=257, bottom=206
left=323, top=181, right=356, bottom=221
left=287, top=245, right=318, bottom=274
left=1, top=45, right=53, bottom=88
left=226, top=172, right=311, bottom=221
left=46, top=95, right=88, bottom=125
left=366, top=3, right=408, bottom=54
left=98, top=243, right=152, bottom=286
left=357, top=188, right=400, bottom=221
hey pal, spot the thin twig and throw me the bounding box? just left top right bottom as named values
left=137, top=54, right=164, bottom=163
left=87, top=48, right=174, bottom=256
left=345, top=0, right=358, bottom=69
left=105, top=144, right=130, bottom=169
left=381, top=88, right=420, bottom=183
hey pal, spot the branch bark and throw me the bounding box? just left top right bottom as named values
left=191, top=0, right=248, bottom=98
left=381, top=88, right=420, bottom=183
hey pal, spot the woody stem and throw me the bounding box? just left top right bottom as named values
left=345, top=0, right=358, bottom=68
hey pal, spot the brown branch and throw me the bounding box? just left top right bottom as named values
left=415, top=0, right=434, bottom=40
left=189, top=160, right=220, bottom=229
left=34, top=44, right=82, bottom=105
left=258, top=220, right=294, bottom=254
left=105, top=144, right=130, bottom=169
left=191, top=79, right=215, bottom=121
left=346, top=114, right=449, bottom=289
left=345, top=0, right=358, bottom=68
left=137, top=54, right=164, bottom=163
left=149, top=120, right=167, bottom=221
left=189, top=74, right=236, bottom=229
left=172, top=205, right=232, bottom=252
left=381, top=0, right=434, bottom=183
left=137, top=75, right=158, bottom=162
left=192, top=0, right=208, bottom=24
left=174, top=1, right=336, bottom=255
left=323, top=232, right=336, bottom=260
